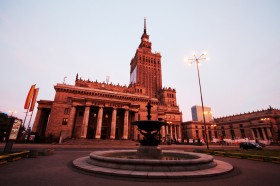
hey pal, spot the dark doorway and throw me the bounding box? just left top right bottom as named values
left=38, top=108, right=51, bottom=136
left=115, top=128, right=119, bottom=139
left=101, top=127, right=107, bottom=139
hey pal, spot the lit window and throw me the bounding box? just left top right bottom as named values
left=62, top=118, right=68, bottom=125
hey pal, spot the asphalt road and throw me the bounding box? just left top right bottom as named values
left=0, top=147, right=279, bottom=186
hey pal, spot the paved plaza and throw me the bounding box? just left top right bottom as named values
left=0, top=143, right=279, bottom=186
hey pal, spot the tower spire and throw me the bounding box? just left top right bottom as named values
left=144, top=17, right=146, bottom=34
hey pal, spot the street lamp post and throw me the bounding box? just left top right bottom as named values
left=188, top=52, right=209, bottom=150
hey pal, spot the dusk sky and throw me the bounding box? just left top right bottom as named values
left=1, top=0, right=280, bottom=127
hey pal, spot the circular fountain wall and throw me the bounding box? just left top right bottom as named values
left=73, top=149, right=233, bottom=178
left=73, top=102, right=233, bottom=178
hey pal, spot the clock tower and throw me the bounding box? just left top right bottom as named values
left=130, top=18, right=162, bottom=98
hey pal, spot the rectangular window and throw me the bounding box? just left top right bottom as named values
left=222, top=130, right=226, bottom=137
left=195, top=130, right=199, bottom=138
left=62, top=118, right=68, bottom=125
left=64, top=108, right=70, bottom=115
left=67, top=97, right=72, bottom=103
left=214, top=131, right=218, bottom=138
left=230, top=129, right=235, bottom=140
left=240, top=129, right=246, bottom=138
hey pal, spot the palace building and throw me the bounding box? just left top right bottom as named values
left=32, top=19, right=182, bottom=141
left=182, top=106, right=280, bottom=143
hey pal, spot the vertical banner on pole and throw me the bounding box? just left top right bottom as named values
left=29, top=88, right=39, bottom=112
left=28, top=88, right=39, bottom=130
left=24, top=84, right=36, bottom=109
left=23, top=84, right=36, bottom=128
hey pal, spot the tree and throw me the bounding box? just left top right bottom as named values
left=0, top=113, right=13, bottom=141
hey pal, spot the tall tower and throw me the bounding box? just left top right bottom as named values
left=130, top=18, right=162, bottom=98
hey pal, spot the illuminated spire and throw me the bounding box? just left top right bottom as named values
left=144, top=17, right=146, bottom=34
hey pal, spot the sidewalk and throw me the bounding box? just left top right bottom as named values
left=0, top=146, right=279, bottom=186
left=1, top=141, right=279, bottom=151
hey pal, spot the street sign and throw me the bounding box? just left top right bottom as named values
left=8, top=119, right=22, bottom=141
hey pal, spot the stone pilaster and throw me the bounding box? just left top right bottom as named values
left=110, top=108, right=117, bottom=139
left=95, top=106, right=103, bottom=139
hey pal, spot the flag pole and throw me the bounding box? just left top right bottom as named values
left=27, top=110, right=34, bottom=129
left=22, top=109, right=29, bottom=128
left=23, top=84, right=36, bottom=128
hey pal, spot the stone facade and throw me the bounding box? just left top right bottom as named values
left=182, top=106, right=280, bottom=142
left=32, top=19, right=182, bottom=141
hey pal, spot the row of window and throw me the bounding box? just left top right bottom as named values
left=166, top=93, right=174, bottom=98
left=142, top=44, right=151, bottom=48
left=139, top=56, right=160, bottom=64
left=196, top=124, right=245, bottom=130
left=194, top=129, right=245, bottom=139
left=62, top=88, right=149, bottom=102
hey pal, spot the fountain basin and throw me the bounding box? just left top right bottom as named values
left=73, top=150, right=233, bottom=178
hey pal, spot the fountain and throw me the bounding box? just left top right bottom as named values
left=73, top=102, right=233, bottom=178
left=132, top=102, right=165, bottom=159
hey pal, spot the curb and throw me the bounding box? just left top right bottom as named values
left=200, top=150, right=280, bottom=164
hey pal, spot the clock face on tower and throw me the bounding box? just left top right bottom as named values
left=143, top=38, right=148, bottom=42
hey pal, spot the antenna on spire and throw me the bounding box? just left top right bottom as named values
left=144, top=17, right=147, bottom=34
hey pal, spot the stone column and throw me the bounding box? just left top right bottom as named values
left=133, top=112, right=139, bottom=140
left=261, top=128, right=268, bottom=140
left=251, top=128, right=256, bottom=140
left=165, top=125, right=169, bottom=136
left=95, top=106, right=103, bottom=139
left=32, top=108, right=42, bottom=132
left=81, top=106, right=90, bottom=138
left=170, top=125, right=173, bottom=140
left=122, top=109, right=129, bottom=139
left=267, top=127, right=273, bottom=138
left=257, top=128, right=262, bottom=139
left=174, top=125, right=178, bottom=140
left=68, top=105, right=77, bottom=138
left=161, top=125, right=166, bottom=138
left=178, top=124, right=182, bottom=141
left=110, top=108, right=117, bottom=139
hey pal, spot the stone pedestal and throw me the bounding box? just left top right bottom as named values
left=136, top=146, right=162, bottom=159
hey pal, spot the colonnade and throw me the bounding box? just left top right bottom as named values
left=66, top=103, right=182, bottom=141
left=161, top=124, right=182, bottom=142
left=251, top=127, right=272, bottom=140
left=68, top=103, right=135, bottom=140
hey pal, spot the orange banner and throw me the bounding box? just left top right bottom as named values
left=29, top=88, right=39, bottom=112
left=24, top=84, right=35, bottom=110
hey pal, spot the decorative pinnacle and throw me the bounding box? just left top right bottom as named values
left=144, top=17, right=146, bottom=34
